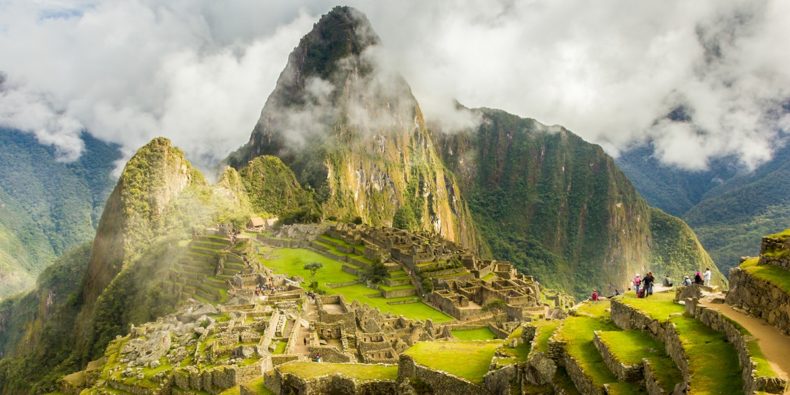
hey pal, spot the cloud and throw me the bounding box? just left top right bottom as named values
left=0, top=0, right=787, bottom=172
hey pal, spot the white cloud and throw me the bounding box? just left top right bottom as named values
left=0, top=0, right=787, bottom=172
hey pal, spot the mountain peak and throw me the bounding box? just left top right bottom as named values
left=293, top=6, right=379, bottom=80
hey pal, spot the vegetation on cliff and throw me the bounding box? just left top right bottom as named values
left=0, top=130, right=119, bottom=298
left=238, top=155, right=319, bottom=221
left=435, top=108, right=721, bottom=297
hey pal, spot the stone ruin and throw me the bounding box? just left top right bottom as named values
left=328, top=223, right=562, bottom=322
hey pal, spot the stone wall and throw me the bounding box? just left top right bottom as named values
left=592, top=332, right=642, bottom=382
left=171, top=364, right=261, bottom=394
left=759, top=235, right=790, bottom=269
left=381, top=287, right=417, bottom=298
left=609, top=300, right=690, bottom=393
left=562, top=352, right=602, bottom=395
left=397, top=354, right=486, bottom=394
left=691, top=303, right=787, bottom=394
left=483, top=364, right=517, bottom=395
left=268, top=368, right=398, bottom=395
left=307, top=345, right=352, bottom=362
left=726, top=267, right=790, bottom=335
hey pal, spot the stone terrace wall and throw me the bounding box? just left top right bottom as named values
left=759, top=235, right=790, bottom=269
left=563, top=352, right=602, bottom=395
left=592, top=332, right=642, bottom=382
left=267, top=369, right=398, bottom=395
left=609, top=300, right=690, bottom=392
left=397, top=354, right=486, bottom=394
left=691, top=303, right=787, bottom=394
left=726, top=268, right=790, bottom=335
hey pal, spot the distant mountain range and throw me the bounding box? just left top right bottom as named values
left=0, top=130, right=119, bottom=298
left=617, top=141, right=790, bottom=272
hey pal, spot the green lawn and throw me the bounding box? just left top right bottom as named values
left=618, top=291, right=683, bottom=321
left=532, top=320, right=561, bottom=354
left=403, top=341, right=502, bottom=384
left=272, top=340, right=286, bottom=355
left=596, top=330, right=681, bottom=393
left=740, top=257, right=790, bottom=295
left=277, top=362, right=397, bottom=381
left=616, top=291, right=743, bottom=394
left=451, top=327, right=497, bottom=340
left=262, top=248, right=452, bottom=322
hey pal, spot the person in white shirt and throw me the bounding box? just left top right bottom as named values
left=703, top=268, right=712, bottom=286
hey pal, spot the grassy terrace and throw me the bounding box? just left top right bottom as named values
left=532, top=320, right=561, bottom=354
left=403, top=341, right=502, bottom=384
left=277, top=362, right=397, bottom=381
left=740, top=257, right=790, bottom=294
left=261, top=247, right=452, bottom=322
left=617, top=292, right=743, bottom=394
left=596, top=330, right=682, bottom=393
left=557, top=301, right=639, bottom=393
left=451, top=327, right=497, bottom=340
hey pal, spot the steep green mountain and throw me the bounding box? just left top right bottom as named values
left=0, top=137, right=253, bottom=393
left=238, top=155, right=320, bottom=221
left=617, top=142, right=790, bottom=272
left=615, top=144, right=741, bottom=217
left=434, top=108, right=721, bottom=296
left=227, top=6, right=481, bottom=250
left=0, top=130, right=120, bottom=298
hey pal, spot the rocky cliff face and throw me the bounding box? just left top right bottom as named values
left=227, top=6, right=480, bottom=250
left=434, top=108, right=721, bottom=296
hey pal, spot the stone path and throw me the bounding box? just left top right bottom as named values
left=700, top=295, right=790, bottom=389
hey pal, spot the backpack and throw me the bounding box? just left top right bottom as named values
left=637, top=289, right=645, bottom=298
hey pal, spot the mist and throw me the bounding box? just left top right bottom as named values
left=0, top=0, right=788, bottom=172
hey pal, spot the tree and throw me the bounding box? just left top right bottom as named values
left=303, top=262, right=323, bottom=281
left=365, top=260, right=390, bottom=285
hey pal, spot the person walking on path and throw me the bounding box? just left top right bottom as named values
left=643, top=272, right=655, bottom=297
left=591, top=289, right=599, bottom=302
left=694, top=271, right=704, bottom=285
left=703, top=268, right=712, bottom=286
left=633, top=274, right=642, bottom=295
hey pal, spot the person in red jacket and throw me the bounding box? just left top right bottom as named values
left=591, top=289, right=599, bottom=302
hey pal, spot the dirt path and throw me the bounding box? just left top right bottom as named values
left=700, top=297, right=790, bottom=388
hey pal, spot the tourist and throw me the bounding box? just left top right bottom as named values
left=683, top=276, right=692, bottom=287
left=643, top=272, right=655, bottom=297
left=591, top=289, right=599, bottom=302
left=703, top=268, right=712, bottom=286
left=633, top=274, right=642, bottom=295
left=663, top=275, right=673, bottom=287
left=694, top=271, right=704, bottom=285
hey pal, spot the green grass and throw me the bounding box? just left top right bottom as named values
left=532, top=320, right=561, bottom=353
left=596, top=330, right=681, bottom=393
left=740, top=257, right=790, bottom=295
left=403, top=341, right=502, bottom=384
left=618, top=291, right=684, bottom=321
left=671, top=316, right=743, bottom=394
left=557, top=302, right=622, bottom=388
left=277, top=362, right=397, bottom=381
left=262, top=248, right=452, bottom=322
left=617, top=291, right=743, bottom=394
left=272, top=340, right=286, bottom=355
left=766, top=229, right=790, bottom=238
left=451, top=327, right=497, bottom=340
left=239, top=377, right=273, bottom=395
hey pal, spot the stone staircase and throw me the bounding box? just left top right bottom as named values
left=166, top=234, right=248, bottom=304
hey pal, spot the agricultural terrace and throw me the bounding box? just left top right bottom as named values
left=258, top=246, right=452, bottom=322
